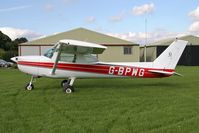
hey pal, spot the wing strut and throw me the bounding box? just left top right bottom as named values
left=51, top=43, right=62, bottom=75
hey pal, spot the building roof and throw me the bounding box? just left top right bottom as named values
left=148, top=35, right=199, bottom=47
left=21, top=28, right=138, bottom=46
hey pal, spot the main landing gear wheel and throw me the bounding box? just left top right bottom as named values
left=63, top=84, right=74, bottom=94
left=25, top=83, right=34, bottom=90
left=62, top=77, right=76, bottom=94
left=61, top=79, right=68, bottom=87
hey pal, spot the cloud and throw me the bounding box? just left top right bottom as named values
left=132, top=3, right=155, bottom=16
left=62, top=0, right=77, bottom=5
left=108, top=32, right=145, bottom=44
left=188, top=21, right=199, bottom=33
left=107, top=29, right=183, bottom=45
left=0, top=27, right=43, bottom=40
left=0, top=5, right=31, bottom=12
left=189, top=6, right=199, bottom=20
left=85, top=16, right=96, bottom=23
left=110, top=11, right=125, bottom=22
left=44, top=4, right=54, bottom=12
left=188, top=6, right=199, bottom=35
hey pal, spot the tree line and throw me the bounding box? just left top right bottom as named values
left=0, top=31, right=28, bottom=61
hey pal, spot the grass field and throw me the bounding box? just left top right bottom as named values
left=0, top=67, right=199, bottom=133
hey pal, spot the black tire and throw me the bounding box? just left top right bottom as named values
left=63, top=85, right=74, bottom=93
left=61, top=80, right=68, bottom=87
left=25, top=83, right=34, bottom=90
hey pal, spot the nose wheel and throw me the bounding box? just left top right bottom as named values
left=25, top=76, right=35, bottom=91
left=25, top=83, right=34, bottom=90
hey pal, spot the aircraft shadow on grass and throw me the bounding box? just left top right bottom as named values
left=74, top=79, right=181, bottom=90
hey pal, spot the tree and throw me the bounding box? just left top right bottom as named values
left=0, top=31, right=12, bottom=50
left=14, top=37, right=28, bottom=44
left=0, top=31, right=28, bottom=61
left=0, top=48, right=5, bottom=59
left=12, top=37, right=28, bottom=51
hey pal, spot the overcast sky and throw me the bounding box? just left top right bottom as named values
left=0, top=0, right=199, bottom=44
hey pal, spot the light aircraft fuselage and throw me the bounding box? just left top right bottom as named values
left=11, top=39, right=188, bottom=93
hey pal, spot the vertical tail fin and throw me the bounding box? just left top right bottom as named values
left=153, top=40, right=188, bottom=69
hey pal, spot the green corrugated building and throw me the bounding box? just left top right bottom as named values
left=19, top=28, right=139, bottom=62
left=140, top=35, right=199, bottom=65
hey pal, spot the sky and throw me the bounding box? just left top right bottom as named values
left=1, top=0, right=199, bottom=44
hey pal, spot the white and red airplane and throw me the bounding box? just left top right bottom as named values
left=11, top=39, right=188, bottom=93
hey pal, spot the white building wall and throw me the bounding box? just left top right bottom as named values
left=19, top=45, right=53, bottom=56
left=20, top=46, right=40, bottom=56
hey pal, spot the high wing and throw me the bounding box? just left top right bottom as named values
left=51, top=39, right=107, bottom=75
left=59, top=39, right=107, bottom=54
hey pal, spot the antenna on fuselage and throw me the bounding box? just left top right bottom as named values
left=144, top=17, right=147, bottom=62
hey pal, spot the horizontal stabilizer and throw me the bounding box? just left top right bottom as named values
left=148, top=70, right=183, bottom=76
left=148, top=70, right=174, bottom=75
left=173, top=72, right=183, bottom=77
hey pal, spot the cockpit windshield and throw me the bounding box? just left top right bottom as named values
left=44, top=45, right=57, bottom=58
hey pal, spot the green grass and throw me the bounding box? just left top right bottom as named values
left=0, top=67, right=199, bottom=133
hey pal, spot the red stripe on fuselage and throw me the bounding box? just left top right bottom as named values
left=17, top=61, right=174, bottom=78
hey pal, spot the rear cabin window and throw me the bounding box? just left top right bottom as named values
left=60, top=45, right=98, bottom=63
